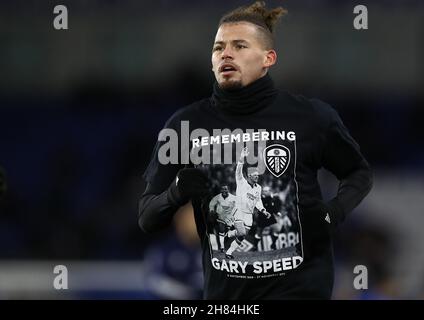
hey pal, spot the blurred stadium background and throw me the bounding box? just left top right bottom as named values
left=0, top=0, right=423, bottom=299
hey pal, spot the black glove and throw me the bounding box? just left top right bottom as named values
left=167, top=168, right=209, bottom=206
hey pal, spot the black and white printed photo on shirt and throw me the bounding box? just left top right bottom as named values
left=201, top=141, right=302, bottom=278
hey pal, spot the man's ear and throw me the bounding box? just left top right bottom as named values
left=264, top=50, right=277, bottom=68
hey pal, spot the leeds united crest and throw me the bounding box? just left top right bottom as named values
left=263, top=144, right=290, bottom=177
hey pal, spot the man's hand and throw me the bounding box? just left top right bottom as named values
left=240, top=147, right=249, bottom=161
left=167, top=168, right=209, bottom=206
left=262, top=209, right=271, bottom=219
left=281, top=215, right=292, bottom=228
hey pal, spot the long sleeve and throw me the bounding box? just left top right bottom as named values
left=324, top=159, right=373, bottom=227
left=235, top=160, right=244, bottom=182
left=138, top=183, right=180, bottom=233
left=319, top=103, right=373, bottom=225
left=255, top=189, right=266, bottom=212
left=138, top=111, right=185, bottom=233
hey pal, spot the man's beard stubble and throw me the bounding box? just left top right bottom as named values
left=218, top=79, right=243, bottom=91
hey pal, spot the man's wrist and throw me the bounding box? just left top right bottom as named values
left=322, top=198, right=345, bottom=228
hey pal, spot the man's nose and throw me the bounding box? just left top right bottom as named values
left=221, top=47, right=234, bottom=59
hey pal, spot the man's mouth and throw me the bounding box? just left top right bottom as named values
left=219, top=63, right=238, bottom=76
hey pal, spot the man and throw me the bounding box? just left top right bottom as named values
left=225, top=147, right=271, bottom=259
left=262, top=186, right=281, bottom=211
left=253, top=185, right=283, bottom=249
left=139, top=1, right=373, bottom=299
left=208, top=185, right=237, bottom=252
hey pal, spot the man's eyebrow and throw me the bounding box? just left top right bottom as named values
left=213, top=39, right=249, bottom=45
left=232, top=39, right=249, bottom=44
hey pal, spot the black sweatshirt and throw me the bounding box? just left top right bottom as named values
left=139, top=74, right=373, bottom=299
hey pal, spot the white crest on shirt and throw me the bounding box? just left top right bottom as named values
left=263, top=144, right=291, bottom=178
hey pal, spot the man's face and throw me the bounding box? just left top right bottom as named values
left=248, top=171, right=259, bottom=184
left=221, top=186, right=229, bottom=197
left=262, top=186, right=271, bottom=197
left=211, top=22, right=276, bottom=90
